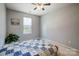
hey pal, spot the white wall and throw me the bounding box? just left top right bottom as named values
left=6, top=9, right=40, bottom=42
left=0, top=4, right=6, bottom=48
left=41, top=4, right=79, bottom=49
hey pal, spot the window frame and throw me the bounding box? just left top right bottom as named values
left=23, top=17, right=32, bottom=34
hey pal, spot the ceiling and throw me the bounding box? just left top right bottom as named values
left=6, top=3, right=70, bottom=16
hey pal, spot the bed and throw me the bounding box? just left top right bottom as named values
left=0, top=39, right=58, bottom=56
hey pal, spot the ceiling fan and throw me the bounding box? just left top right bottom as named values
left=32, top=3, right=51, bottom=11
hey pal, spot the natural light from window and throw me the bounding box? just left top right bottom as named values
left=23, top=17, right=32, bottom=34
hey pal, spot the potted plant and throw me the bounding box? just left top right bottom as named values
left=5, top=34, right=19, bottom=44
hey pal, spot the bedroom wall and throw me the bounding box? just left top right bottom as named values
left=41, top=4, right=79, bottom=49
left=0, top=3, right=6, bottom=48
left=6, top=9, right=40, bottom=42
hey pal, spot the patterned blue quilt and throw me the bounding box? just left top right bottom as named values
left=0, top=39, right=52, bottom=56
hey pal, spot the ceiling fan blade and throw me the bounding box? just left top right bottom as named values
left=44, top=3, right=51, bottom=5
left=32, top=3, right=36, bottom=5
left=34, top=7, right=37, bottom=10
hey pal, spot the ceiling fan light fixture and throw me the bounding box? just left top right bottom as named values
left=32, top=3, right=51, bottom=11
left=42, top=8, right=45, bottom=10
left=34, top=7, right=37, bottom=10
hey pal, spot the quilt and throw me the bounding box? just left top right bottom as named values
left=0, top=39, right=57, bottom=56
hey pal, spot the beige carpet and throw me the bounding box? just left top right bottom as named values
left=52, top=42, right=79, bottom=56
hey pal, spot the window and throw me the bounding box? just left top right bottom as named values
left=23, top=17, right=32, bottom=34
